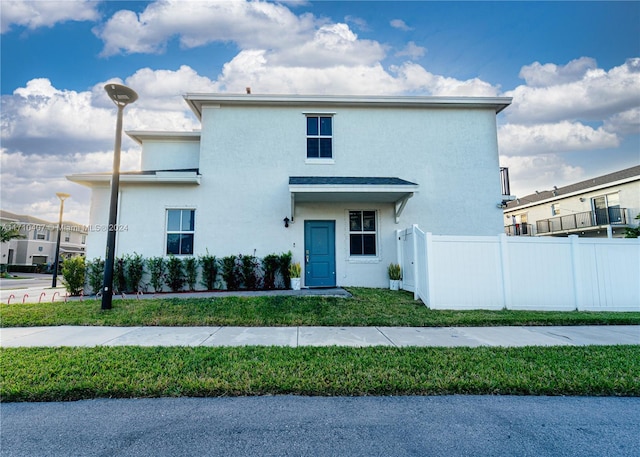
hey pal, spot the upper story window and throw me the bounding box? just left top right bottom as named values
left=306, top=115, right=333, bottom=159
left=64, top=232, right=70, bottom=242
left=34, top=230, right=49, bottom=240
left=349, top=210, right=377, bottom=256
left=166, top=209, right=195, bottom=255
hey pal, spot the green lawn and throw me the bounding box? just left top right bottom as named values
left=2, top=345, right=638, bottom=401
left=2, top=288, right=639, bottom=327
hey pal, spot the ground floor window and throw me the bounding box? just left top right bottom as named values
left=349, top=210, right=377, bottom=256
left=166, top=209, right=194, bottom=255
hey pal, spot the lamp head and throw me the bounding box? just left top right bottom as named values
left=104, top=84, right=138, bottom=107
left=56, top=192, right=71, bottom=201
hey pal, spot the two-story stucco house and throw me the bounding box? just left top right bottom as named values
left=68, top=94, right=511, bottom=288
left=0, top=210, right=87, bottom=267
left=504, top=165, right=640, bottom=238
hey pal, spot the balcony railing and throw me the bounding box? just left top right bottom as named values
left=504, top=224, right=533, bottom=236
left=536, top=208, right=627, bottom=234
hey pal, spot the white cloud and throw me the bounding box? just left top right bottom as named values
left=505, top=58, right=640, bottom=124
left=94, top=0, right=318, bottom=56
left=390, top=19, right=412, bottom=31
left=603, top=107, right=640, bottom=135
left=500, top=154, right=586, bottom=197
left=213, top=51, right=502, bottom=96
left=1, top=0, right=99, bottom=33
left=1, top=149, right=141, bottom=225
left=498, top=122, right=620, bottom=156
left=268, top=23, right=386, bottom=67
left=519, top=57, right=598, bottom=87
left=395, top=41, right=426, bottom=59
left=1, top=73, right=203, bottom=155
left=392, top=62, right=500, bottom=96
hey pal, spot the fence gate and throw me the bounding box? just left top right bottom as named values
left=399, top=228, right=415, bottom=292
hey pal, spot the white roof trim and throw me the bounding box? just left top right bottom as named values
left=126, top=130, right=201, bottom=145
left=67, top=171, right=201, bottom=187
left=185, top=93, right=512, bottom=119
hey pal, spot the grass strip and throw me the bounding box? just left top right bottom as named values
left=2, top=345, right=638, bottom=401
left=2, top=288, right=639, bottom=328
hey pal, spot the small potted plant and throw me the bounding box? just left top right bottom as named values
left=289, top=262, right=301, bottom=290
left=388, top=263, right=401, bottom=291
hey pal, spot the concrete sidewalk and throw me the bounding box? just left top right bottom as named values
left=1, top=325, right=638, bottom=348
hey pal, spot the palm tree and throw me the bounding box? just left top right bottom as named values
left=0, top=224, right=25, bottom=243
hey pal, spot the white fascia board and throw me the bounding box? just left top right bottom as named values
left=184, top=93, right=512, bottom=119
left=126, top=130, right=201, bottom=145
left=66, top=172, right=200, bottom=187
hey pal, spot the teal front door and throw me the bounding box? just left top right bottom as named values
left=304, top=221, right=336, bottom=287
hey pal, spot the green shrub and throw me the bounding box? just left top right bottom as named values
left=241, top=254, right=261, bottom=290
left=147, top=257, right=166, bottom=293
left=113, top=257, right=127, bottom=294
left=166, top=255, right=185, bottom=292
left=199, top=253, right=218, bottom=290
left=125, top=253, right=145, bottom=293
left=183, top=257, right=198, bottom=291
left=61, top=256, right=85, bottom=296
left=278, top=251, right=292, bottom=289
left=262, top=254, right=279, bottom=290
left=85, top=258, right=105, bottom=295
left=221, top=255, right=240, bottom=291
left=624, top=214, right=640, bottom=238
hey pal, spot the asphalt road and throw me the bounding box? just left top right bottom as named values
left=2, top=396, right=638, bottom=457
left=0, top=273, right=56, bottom=291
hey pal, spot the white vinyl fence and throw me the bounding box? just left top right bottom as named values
left=397, top=225, right=640, bottom=311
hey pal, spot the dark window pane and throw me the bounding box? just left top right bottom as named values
left=350, top=234, right=363, bottom=255
left=180, top=234, right=194, bottom=255
left=363, top=211, right=376, bottom=231
left=319, top=138, right=332, bottom=158
left=167, top=210, right=181, bottom=231
left=320, top=117, right=332, bottom=135
left=307, top=116, right=318, bottom=135
left=167, top=234, right=180, bottom=254
left=182, top=210, right=194, bottom=231
left=363, top=234, right=376, bottom=255
left=307, top=138, right=319, bottom=158
left=349, top=211, right=362, bottom=231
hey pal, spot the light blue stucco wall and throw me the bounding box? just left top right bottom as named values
left=85, top=101, right=505, bottom=288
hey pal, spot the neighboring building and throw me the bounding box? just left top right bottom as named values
left=503, top=165, right=640, bottom=238
left=68, top=93, right=512, bottom=288
left=0, top=210, right=87, bottom=267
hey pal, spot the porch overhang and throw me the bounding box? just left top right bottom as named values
left=66, top=169, right=201, bottom=187
left=289, top=176, right=418, bottom=224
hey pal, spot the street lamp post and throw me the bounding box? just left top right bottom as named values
left=52, top=192, right=71, bottom=288
left=102, top=84, right=138, bottom=310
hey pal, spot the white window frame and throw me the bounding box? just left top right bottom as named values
left=348, top=210, right=379, bottom=260
left=304, top=112, right=335, bottom=164
left=165, top=209, right=195, bottom=256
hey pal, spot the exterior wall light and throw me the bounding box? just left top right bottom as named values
left=283, top=217, right=290, bottom=228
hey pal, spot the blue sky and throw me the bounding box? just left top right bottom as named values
left=1, top=0, right=639, bottom=224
